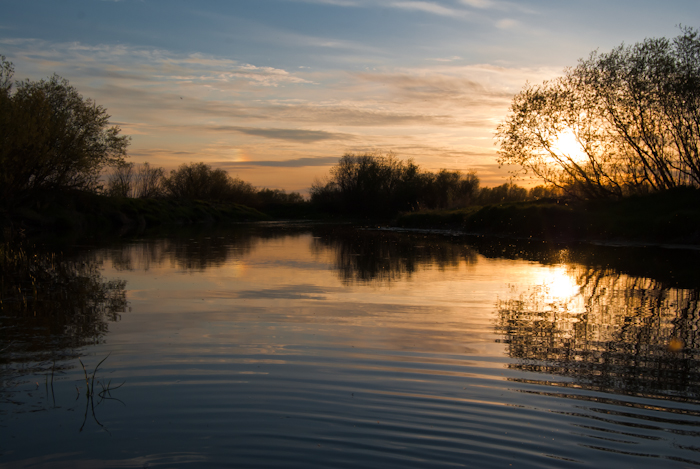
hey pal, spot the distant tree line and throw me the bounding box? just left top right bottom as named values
left=497, top=27, right=700, bottom=199
left=0, top=54, right=559, bottom=220
left=105, top=161, right=304, bottom=209
left=0, top=56, right=302, bottom=213
left=310, top=152, right=559, bottom=217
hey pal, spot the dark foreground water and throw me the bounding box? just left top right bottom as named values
left=2, top=224, right=700, bottom=468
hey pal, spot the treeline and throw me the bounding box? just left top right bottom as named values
left=105, top=154, right=555, bottom=219
left=105, top=161, right=304, bottom=209
left=1, top=53, right=562, bottom=225
left=311, top=152, right=559, bottom=217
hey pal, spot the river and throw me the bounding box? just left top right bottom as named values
left=1, top=224, right=699, bottom=468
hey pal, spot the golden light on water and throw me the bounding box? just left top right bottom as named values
left=668, top=338, right=684, bottom=353
left=542, top=267, right=580, bottom=300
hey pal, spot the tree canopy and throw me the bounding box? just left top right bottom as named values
left=162, top=162, right=258, bottom=205
left=311, top=152, right=480, bottom=217
left=496, top=27, right=700, bottom=199
left=0, top=56, right=129, bottom=207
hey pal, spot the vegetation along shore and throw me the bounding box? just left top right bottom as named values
left=2, top=28, right=700, bottom=246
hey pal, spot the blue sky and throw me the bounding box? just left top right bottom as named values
left=2, top=0, right=699, bottom=190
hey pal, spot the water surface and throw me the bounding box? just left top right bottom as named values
left=2, top=225, right=699, bottom=468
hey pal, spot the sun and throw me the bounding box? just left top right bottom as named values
left=549, top=129, right=589, bottom=164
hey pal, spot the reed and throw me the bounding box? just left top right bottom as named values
left=77, top=352, right=125, bottom=434
left=78, top=352, right=113, bottom=397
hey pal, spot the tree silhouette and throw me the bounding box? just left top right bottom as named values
left=0, top=56, right=130, bottom=207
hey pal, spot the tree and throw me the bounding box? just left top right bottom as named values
left=163, top=162, right=256, bottom=203
left=423, top=169, right=480, bottom=209
left=310, top=152, right=482, bottom=216
left=255, top=188, right=305, bottom=206
left=106, top=162, right=135, bottom=197
left=311, top=152, right=425, bottom=216
left=0, top=57, right=130, bottom=206
left=476, top=182, right=528, bottom=205
left=105, top=161, right=165, bottom=198
left=496, top=27, right=700, bottom=199
left=133, top=162, right=165, bottom=198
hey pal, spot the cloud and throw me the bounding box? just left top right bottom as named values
left=430, top=56, right=463, bottom=62
left=353, top=71, right=512, bottom=105
left=389, top=1, right=464, bottom=17
left=93, top=82, right=454, bottom=128
left=210, top=126, right=355, bottom=143
left=278, top=0, right=363, bottom=6
left=1, top=34, right=550, bottom=191
left=279, top=0, right=533, bottom=16
left=459, top=0, right=494, bottom=8
left=219, top=157, right=340, bottom=168
left=496, top=18, right=518, bottom=30
left=2, top=38, right=313, bottom=88
left=458, top=0, right=536, bottom=13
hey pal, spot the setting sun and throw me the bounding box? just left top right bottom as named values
left=549, top=128, right=589, bottom=164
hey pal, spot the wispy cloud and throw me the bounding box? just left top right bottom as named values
left=2, top=38, right=314, bottom=88
left=352, top=71, right=512, bottom=106
left=389, top=1, right=465, bottom=17
left=210, top=126, right=355, bottom=143
left=1, top=36, right=557, bottom=189
left=278, top=0, right=533, bottom=16
left=219, top=157, right=340, bottom=169
left=496, top=18, right=518, bottom=30
left=459, top=0, right=494, bottom=8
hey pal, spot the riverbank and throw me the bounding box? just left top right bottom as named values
left=395, top=186, right=700, bottom=246
left=1, top=191, right=271, bottom=238
left=4, top=187, right=699, bottom=247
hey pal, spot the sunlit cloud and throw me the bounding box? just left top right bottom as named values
left=430, top=56, right=463, bottom=62
left=209, top=127, right=356, bottom=143
left=389, top=1, right=465, bottom=17
left=3, top=39, right=314, bottom=90
left=0, top=35, right=564, bottom=191
left=353, top=72, right=512, bottom=105
left=219, top=157, right=341, bottom=169
left=459, top=0, right=494, bottom=8
left=496, top=18, right=518, bottom=30
left=281, top=0, right=363, bottom=6
left=284, top=0, right=535, bottom=16
left=458, top=0, right=535, bottom=13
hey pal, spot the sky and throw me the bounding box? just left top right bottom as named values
left=2, top=1, right=699, bottom=192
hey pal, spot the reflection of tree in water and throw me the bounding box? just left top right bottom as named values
left=311, top=227, right=478, bottom=284
left=471, top=236, right=700, bottom=290
left=0, top=244, right=127, bottom=377
left=496, top=266, right=700, bottom=402
left=102, top=226, right=294, bottom=272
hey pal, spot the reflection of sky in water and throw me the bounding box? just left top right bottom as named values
left=4, top=229, right=700, bottom=468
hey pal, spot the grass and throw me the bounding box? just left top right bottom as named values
left=395, top=187, right=700, bottom=245
left=78, top=353, right=124, bottom=398
left=3, top=190, right=271, bottom=236
left=77, top=353, right=124, bottom=433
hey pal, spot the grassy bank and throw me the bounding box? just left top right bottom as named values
left=396, top=186, right=700, bottom=245
left=2, top=191, right=271, bottom=236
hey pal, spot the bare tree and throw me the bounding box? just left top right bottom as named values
left=106, top=162, right=134, bottom=198
left=134, top=162, right=165, bottom=198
